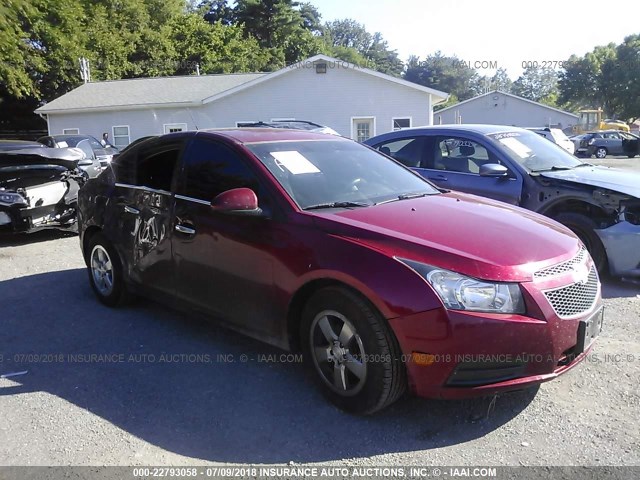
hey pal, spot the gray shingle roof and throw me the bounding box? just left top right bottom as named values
left=36, top=73, right=266, bottom=113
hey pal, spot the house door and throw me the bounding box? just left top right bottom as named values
left=352, top=117, right=375, bottom=142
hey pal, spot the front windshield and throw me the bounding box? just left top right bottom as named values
left=247, top=139, right=440, bottom=209
left=488, top=131, right=584, bottom=172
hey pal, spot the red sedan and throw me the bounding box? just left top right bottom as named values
left=78, top=129, right=602, bottom=414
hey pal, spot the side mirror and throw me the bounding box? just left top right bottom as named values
left=479, top=163, right=509, bottom=177
left=78, top=159, right=94, bottom=166
left=211, top=188, right=263, bottom=216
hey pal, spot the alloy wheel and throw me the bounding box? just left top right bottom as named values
left=90, top=245, right=114, bottom=296
left=309, top=310, right=367, bottom=396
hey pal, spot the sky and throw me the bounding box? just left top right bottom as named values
left=315, top=0, right=640, bottom=79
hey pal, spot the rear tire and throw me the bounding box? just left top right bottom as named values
left=553, top=212, right=607, bottom=275
left=300, top=286, right=406, bottom=415
left=87, top=233, right=131, bottom=307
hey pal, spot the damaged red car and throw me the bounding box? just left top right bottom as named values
left=78, top=129, right=603, bottom=414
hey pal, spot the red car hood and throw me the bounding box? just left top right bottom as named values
left=310, top=192, right=581, bottom=282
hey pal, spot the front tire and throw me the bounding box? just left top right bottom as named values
left=301, top=286, right=406, bottom=414
left=87, top=233, right=131, bottom=307
left=595, top=147, right=608, bottom=159
left=554, top=213, right=607, bottom=275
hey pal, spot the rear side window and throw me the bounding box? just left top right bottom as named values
left=178, top=137, right=261, bottom=202
left=113, top=139, right=182, bottom=191
left=137, top=147, right=180, bottom=192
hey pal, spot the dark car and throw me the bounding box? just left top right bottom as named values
left=78, top=129, right=602, bottom=414
left=365, top=125, right=640, bottom=277
left=38, top=134, right=119, bottom=168
left=0, top=148, right=86, bottom=233
left=0, top=140, right=48, bottom=152
left=577, top=130, right=640, bottom=158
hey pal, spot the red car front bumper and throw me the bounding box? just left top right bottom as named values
left=389, top=278, right=603, bottom=399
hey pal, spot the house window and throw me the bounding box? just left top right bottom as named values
left=352, top=117, right=375, bottom=142
left=392, top=118, right=411, bottom=130
left=62, top=128, right=79, bottom=134
left=112, top=125, right=130, bottom=147
left=163, top=123, right=187, bottom=134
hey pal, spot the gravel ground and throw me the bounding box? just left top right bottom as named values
left=0, top=156, right=639, bottom=467
left=0, top=232, right=638, bottom=468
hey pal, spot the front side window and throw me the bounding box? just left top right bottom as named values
left=178, top=138, right=261, bottom=202
left=247, top=139, right=439, bottom=209
left=75, top=139, right=95, bottom=160
left=429, top=137, right=496, bottom=174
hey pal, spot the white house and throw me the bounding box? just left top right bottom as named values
left=35, top=55, right=448, bottom=147
left=434, top=90, right=578, bottom=131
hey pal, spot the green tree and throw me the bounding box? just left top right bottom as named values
left=170, top=13, right=268, bottom=74
left=611, top=35, right=640, bottom=120
left=299, top=2, right=323, bottom=35
left=512, top=66, right=559, bottom=105
left=234, top=0, right=312, bottom=66
left=0, top=0, right=44, bottom=98
left=324, top=19, right=401, bottom=75
left=199, top=0, right=235, bottom=25
left=404, top=52, right=476, bottom=99
left=325, top=19, right=372, bottom=52
left=558, top=44, right=618, bottom=115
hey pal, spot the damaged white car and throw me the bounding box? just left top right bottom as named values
left=0, top=147, right=87, bottom=233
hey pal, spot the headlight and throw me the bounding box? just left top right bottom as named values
left=398, top=259, right=525, bottom=314
left=588, top=138, right=595, bottom=145
left=0, top=192, right=27, bottom=206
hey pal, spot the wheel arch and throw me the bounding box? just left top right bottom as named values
left=539, top=197, right=609, bottom=221
left=82, top=225, right=103, bottom=265
left=286, top=278, right=388, bottom=352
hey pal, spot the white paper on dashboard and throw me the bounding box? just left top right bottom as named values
left=499, top=137, right=532, bottom=158
left=271, top=151, right=321, bottom=174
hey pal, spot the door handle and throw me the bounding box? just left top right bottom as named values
left=429, top=175, right=448, bottom=181
left=124, top=205, right=140, bottom=215
left=175, top=224, right=196, bottom=235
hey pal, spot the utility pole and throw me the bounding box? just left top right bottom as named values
left=79, top=57, right=91, bottom=83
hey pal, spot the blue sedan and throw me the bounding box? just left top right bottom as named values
left=364, top=125, right=640, bottom=277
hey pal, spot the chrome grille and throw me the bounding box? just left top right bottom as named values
left=543, top=266, right=599, bottom=318
left=534, top=247, right=588, bottom=279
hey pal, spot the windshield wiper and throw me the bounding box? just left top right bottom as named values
left=304, top=201, right=370, bottom=210
left=375, top=192, right=432, bottom=205
left=531, top=165, right=575, bottom=172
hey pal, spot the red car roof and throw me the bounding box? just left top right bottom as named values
left=197, top=128, right=344, bottom=144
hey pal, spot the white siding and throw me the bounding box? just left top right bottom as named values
left=194, top=64, right=432, bottom=137
left=435, top=92, right=578, bottom=129
left=47, top=107, right=200, bottom=145
left=46, top=64, right=437, bottom=142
